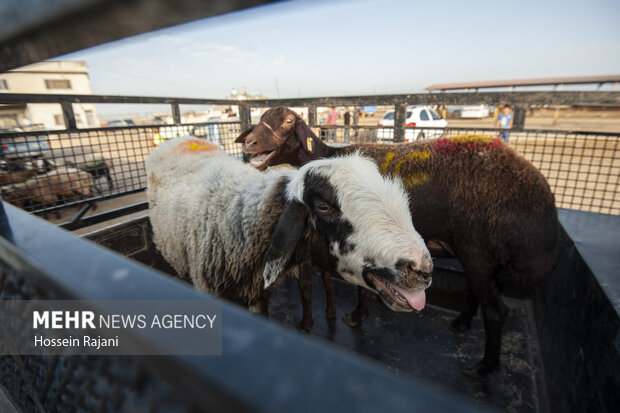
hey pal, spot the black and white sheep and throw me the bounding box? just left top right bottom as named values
left=235, top=106, right=561, bottom=378
left=146, top=137, right=433, bottom=316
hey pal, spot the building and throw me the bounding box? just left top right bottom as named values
left=0, top=61, right=100, bottom=130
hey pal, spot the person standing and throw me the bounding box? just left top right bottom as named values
left=326, top=106, right=338, bottom=143
left=353, top=107, right=362, bottom=139
left=496, top=105, right=514, bottom=142
left=343, top=107, right=351, bottom=143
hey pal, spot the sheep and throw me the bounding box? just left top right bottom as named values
left=2, top=166, right=94, bottom=216
left=235, top=106, right=561, bottom=379
left=66, top=156, right=114, bottom=192
left=146, top=136, right=433, bottom=319
left=0, top=158, right=54, bottom=185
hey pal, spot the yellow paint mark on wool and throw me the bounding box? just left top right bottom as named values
left=176, top=139, right=220, bottom=153
left=393, top=150, right=431, bottom=176
left=402, top=172, right=430, bottom=188
left=450, top=134, right=495, bottom=144
left=380, top=152, right=396, bottom=175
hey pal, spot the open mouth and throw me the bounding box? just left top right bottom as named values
left=370, top=274, right=426, bottom=311
left=248, top=150, right=276, bottom=170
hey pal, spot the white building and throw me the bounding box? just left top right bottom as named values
left=0, top=61, right=100, bottom=130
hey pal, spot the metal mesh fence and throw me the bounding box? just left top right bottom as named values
left=0, top=122, right=242, bottom=215
left=1, top=121, right=618, bottom=217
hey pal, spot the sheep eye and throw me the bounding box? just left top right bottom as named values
left=286, top=118, right=293, bottom=124
left=316, top=202, right=333, bottom=215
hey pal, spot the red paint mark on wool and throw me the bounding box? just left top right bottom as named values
left=432, top=135, right=503, bottom=156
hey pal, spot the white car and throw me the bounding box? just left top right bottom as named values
left=377, top=106, right=447, bottom=142
left=460, top=104, right=490, bottom=118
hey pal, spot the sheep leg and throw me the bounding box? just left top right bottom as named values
left=296, top=266, right=314, bottom=331
left=342, top=287, right=368, bottom=327
left=460, top=277, right=508, bottom=380
left=447, top=288, right=479, bottom=333
left=106, top=171, right=114, bottom=190
left=321, top=270, right=336, bottom=319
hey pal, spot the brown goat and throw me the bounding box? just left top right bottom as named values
left=236, top=106, right=561, bottom=379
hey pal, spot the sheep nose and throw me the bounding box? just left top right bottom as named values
left=399, top=259, right=433, bottom=281
left=243, top=135, right=258, bottom=150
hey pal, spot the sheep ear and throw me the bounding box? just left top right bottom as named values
left=295, top=117, right=317, bottom=153
left=235, top=126, right=254, bottom=143
left=261, top=200, right=307, bottom=288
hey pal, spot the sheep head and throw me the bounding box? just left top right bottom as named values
left=261, top=153, right=433, bottom=312
left=235, top=106, right=317, bottom=170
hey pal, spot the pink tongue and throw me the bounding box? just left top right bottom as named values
left=392, top=284, right=426, bottom=311
left=250, top=153, right=269, bottom=165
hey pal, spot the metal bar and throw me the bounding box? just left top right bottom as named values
left=60, top=102, right=77, bottom=130
left=59, top=201, right=149, bottom=231
left=171, top=103, right=181, bottom=124
left=238, top=103, right=251, bottom=132
left=0, top=0, right=282, bottom=72
left=394, top=103, right=406, bottom=143
left=513, top=105, right=527, bottom=131
left=68, top=202, right=93, bottom=225
left=2, top=91, right=620, bottom=107
left=308, top=105, right=316, bottom=126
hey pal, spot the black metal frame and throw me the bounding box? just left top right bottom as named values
left=1, top=91, right=619, bottom=226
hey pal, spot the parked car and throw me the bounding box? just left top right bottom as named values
left=0, top=129, right=51, bottom=167
left=106, top=119, right=133, bottom=127
left=460, top=104, right=490, bottom=119
left=376, top=106, right=447, bottom=142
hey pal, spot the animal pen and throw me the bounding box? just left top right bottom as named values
left=1, top=90, right=619, bottom=413
left=1, top=1, right=620, bottom=412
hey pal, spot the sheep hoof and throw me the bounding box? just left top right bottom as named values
left=342, top=310, right=366, bottom=328
left=460, top=360, right=497, bottom=380
left=446, top=318, right=471, bottom=334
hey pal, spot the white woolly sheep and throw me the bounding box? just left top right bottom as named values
left=146, top=137, right=433, bottom=316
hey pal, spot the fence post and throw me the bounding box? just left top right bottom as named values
left=239, top=103, right=251, bottom=132
left=513, top=105, right=526, bottom=131
left=394, top=103, right=406, bottom=143
left=61, top=102, right=77, bottom=130
left=308, top=106, right=316, bottom=126
left=171, top=103, right=181, bottom=124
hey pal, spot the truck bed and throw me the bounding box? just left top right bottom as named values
left=85, top=214, right=546, bottom=413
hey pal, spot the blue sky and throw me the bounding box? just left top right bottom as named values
left=59, top=0, right=620, bottom=100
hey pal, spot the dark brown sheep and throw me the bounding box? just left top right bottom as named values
left=236, top=106, right=561, bottom=378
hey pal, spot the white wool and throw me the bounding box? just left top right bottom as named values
left=146, top=137, right=296, bottom=303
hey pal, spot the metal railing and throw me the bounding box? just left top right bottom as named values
left=1, top=91, right=619, bottom=224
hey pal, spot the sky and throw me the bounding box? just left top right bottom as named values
left=57, top=0, right=620, bottom=107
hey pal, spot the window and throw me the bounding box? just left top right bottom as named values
left=45, top=79, right=72, bottom=89
left=419, top=110, right=429, bottom=121
left=383, top=112, right=395, bottom=120
left=85, top=110, right=96, bottom=126
left=429, top=109, right=442, bottom=120
left=0, top=79, right=8, bottom=90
